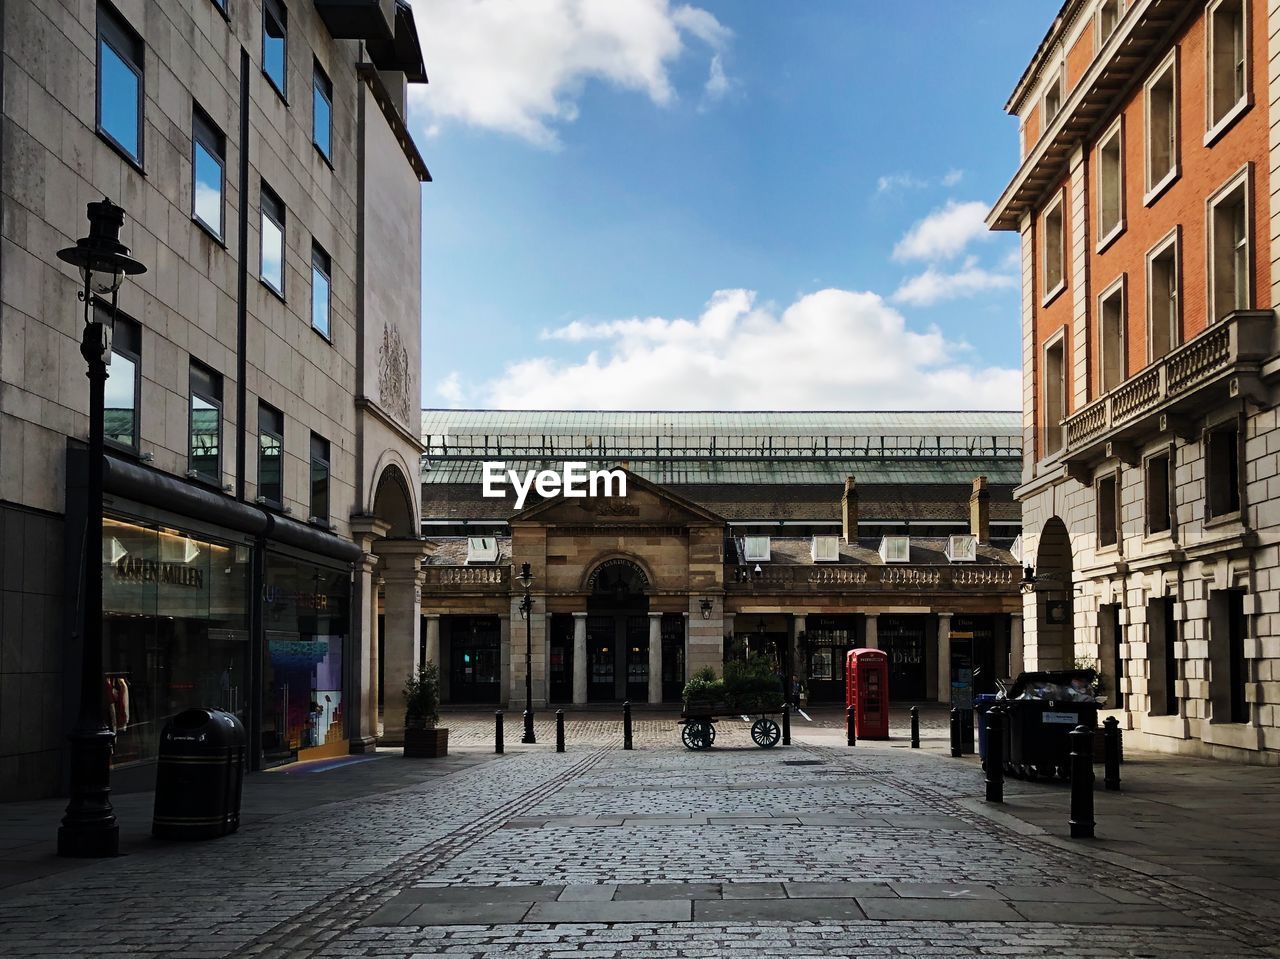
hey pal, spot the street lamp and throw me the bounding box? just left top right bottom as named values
left=55, top=198, right=147, bottom=858
left=517, top=562, right=536, bottom=743
left=699, top=598, right=713, bottom=620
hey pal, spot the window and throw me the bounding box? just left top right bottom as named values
left=466, top=537, right=499, bottom=563
left=944, top=534, right=976, bottom=562
left=97, top=3, right=143, bottom=164
left=1097, top=120, right=1124, bottom=243
left=1208, top=171, right=1250, bottom=322
left=1097, top=0, right=1123, bottom=44
left=1207, top=0, right=1247, bottom=134
left=811, top=535, right=840, bottom=562
left=1043, top=68, right=1063, bottom=126
left=1099, top=604, right=1125, bottom=709
left=103, top=309, right=140, bottom=451
left=257, top=402, right=283, bottom=507
left=313, top=61, right=332, bottom=161
left=261, top=183, right=285, bottom=295
left=311, top=242, right=331, bottom=338
left=1097, top=472, right=1119, bottom=548
left=1145, top=53, right=1178, bottom=197
left=1042, top=192, right=1065, bottom=299
left=1225, top=590, right=1248, bottom=723
left=878, top=536, right=910, bottom=563
left=309, top=433, right=330, bottom=524
left=1146, top=232, right=1179, bottom=361
left=1148, top=596, right=1178, bottom=716
left=192, top=107, right=225, bottom=240
left=1145, top=451, right=1172, bottom=534
left=263, top=0, right=288, bottom=98
left=1097, top=278, right=1125, bottom=393
left=1206, top=421, right=1241, bottom=518
left=1043, top=335, right=1065, bottom=456
left=189, top=361, right=223, bottom=485
left=742, top=536, right=771, bottom=562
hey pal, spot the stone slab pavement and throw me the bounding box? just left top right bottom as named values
left=0, top=709, right=1276, bottom=957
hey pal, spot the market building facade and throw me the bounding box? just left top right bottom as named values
left=0, top=0, right=430, bottom=799
left=409, top=411, right=1024, bottom=714
left=990, top=0, right=1280, bottom=761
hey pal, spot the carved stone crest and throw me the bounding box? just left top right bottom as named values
left=378, top=323, right=412, bottom=426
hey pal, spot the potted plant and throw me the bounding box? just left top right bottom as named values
left=403, top=662, right=448, bottom=758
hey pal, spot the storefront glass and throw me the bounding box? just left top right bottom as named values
left=261, top=552, right=350, bottom=765
left=102, top=517, right=250, bottom=767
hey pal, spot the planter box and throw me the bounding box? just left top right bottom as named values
left=404, top=727, right=449, bottom=758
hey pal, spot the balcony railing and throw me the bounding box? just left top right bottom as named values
left=725, top=563, right=1020, bottom=593
left=1060, top=310, right=1274, bottom=466
left=422, top=566, right=510, bottom=589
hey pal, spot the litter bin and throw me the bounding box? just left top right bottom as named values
left=1002, top=670, right=1099, bottom=779
left=974, top=693, right=999, bottom=762
left=153, top=707, right=245, bottom=840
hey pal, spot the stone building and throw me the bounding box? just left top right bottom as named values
left=990, top=0, right=1280, bottom=761
left=0, top=0, right=430, bottom=799
left=406, top=411, right=1023, bottom=715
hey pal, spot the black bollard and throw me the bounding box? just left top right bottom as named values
left=985, top=708, right=1004, bottom=803
left=846, top=705, right=857, bottom=746
left=1103, top=716, right=1121, bottom=791
left=782, top=703, right=791, bottom=746
left=910, top=706, right=920, bottom=748
left=949, top=707, right=961, bottom=758
left=623, top=700, right=633, bottom=750
left=495, top=710, right=504, bottom=755
left=1069, top=724, right=1095, bottom=839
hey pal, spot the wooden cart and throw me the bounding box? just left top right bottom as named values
left=679, top=703, right=781, bottom=750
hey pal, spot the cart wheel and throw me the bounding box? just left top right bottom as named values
left=751, top=718, right=781, bottom=748
left=681, top=723, right=699, bottom=750
left=706, top=723, right=717, bottom=746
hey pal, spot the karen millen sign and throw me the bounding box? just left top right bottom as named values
left=113, top=556, right=204, bottom=590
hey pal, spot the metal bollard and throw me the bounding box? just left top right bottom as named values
left=846, top=705, right=856, bottom=746
left=495, top=710, right=504, bottom=755
left=556, top=709, right=565, bottom=753
left=949, top=707, right=961, bottom=758
left=782, top=703, right=791, bottom=746
left=1069, top=724, right=1095, bottom=839
left=1103, top=716, right=1121, bottom=791
left=985, top=707, right=1004, bottom=803
left=910, top=706, right=920, bottom=748
left=623, top=700, right=633, bottom=750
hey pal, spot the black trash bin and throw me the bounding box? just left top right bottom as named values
left=153, top=707, right=245, bottom=840
left=1001, top=670, right=1099, bottom=780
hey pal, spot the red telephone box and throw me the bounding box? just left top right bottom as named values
left=845, top=648, right=890, bottom=740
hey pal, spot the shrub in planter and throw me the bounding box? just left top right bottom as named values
left=682, top=666, right=726, bottom=710
left=723, top=656, right=785, bottom=713
left=403, top=663, right=449, bottom=758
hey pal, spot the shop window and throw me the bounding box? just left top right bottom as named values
left=309, top=432, right=330, bottom=524
left=257, top=401, right=284, bottom=507
left=1043, top=335, right=1065, bottom=456
left=1043, top=68, right=1063, bottom=126
left=1097, top=120, right=1124, bottom=244
left=261, top=183, right=285, bottom=295
left=192, top=105, right=225, bottom=240
left=1206, top=421, right=1241, bottom=518
left=313, top=60, right=332, bottom=161
left=1145, top=52, right=1177, bottom=196
left=1146, top=231, right=1179, bottom=360
left=1207, top=0, right=1247, bottom=134
left=1097, top=278, right=1125, bottom=393
left=1097, top=472, right=1119, bottom=548
left=263, top=0, right=288, bottom=99
left=1208, top=170, right=1250, bottom=321
left=1147, top=596, right=1178, bottom=716
left=97, top=3, right=143, bottom=164
left=1097, top=0, right=1123, bottom=44
left=188, top=361, right=223, bottom=485
left=311, top=241, right=331, bottom=338
left=1042, top=192, right=1065, bottom=298
left=103, top=308, right=140, bottom=451
left=1145, top=451, right=1171, bottom=534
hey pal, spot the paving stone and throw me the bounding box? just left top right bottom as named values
left=556, top=884, right=618, bottom=902
left=395, top=886, right=564, bottom=904
left=612, top=883, right=722, bottom=900
left=402, top=902, right=533, bottom=926
left=784, top=881, right=895, bottom=899
left=994, top=884, right=1123, bottom=904
left=525, top=900, right=692, bottom=923
left=856, top=897, right=1024, bottom=922
left=1009, top=901, right=1203, bottom=926
left=890, top=882, right=1004, bottom=900
left=695, top=897, right=868, bottom=922
left=720, top=882, right=786, bottom=900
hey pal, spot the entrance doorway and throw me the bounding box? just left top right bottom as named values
left=585, top=558, right=651, bottom=702
left=446, top=616, right=500, bottom=703
left=879, top=615, right=927, bottom=701
left=548, top=615, right=574, bottom=703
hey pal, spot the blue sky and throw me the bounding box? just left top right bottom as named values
left=407, top=1, right=1058, bottom=411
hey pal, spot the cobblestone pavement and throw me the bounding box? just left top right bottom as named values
left=0, top=711, right=1276, bottom=958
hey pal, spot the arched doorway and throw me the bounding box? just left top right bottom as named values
left=1033, top=516, right=1074, bottom=670
left=584, top=558, right=650, bottom=702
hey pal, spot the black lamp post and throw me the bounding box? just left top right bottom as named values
left=55, top=199, right=147, bottom=858
left=517, top=562, right=536, bottom=743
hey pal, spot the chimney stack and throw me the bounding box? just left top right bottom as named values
left=841, top=477, right=858, bottom=542
left=970, top=475, right=990, bottom=543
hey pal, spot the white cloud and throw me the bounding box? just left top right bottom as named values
left=892, top=200, right=991, bottom=261
left=436, top=371, right=465, bottom=406
left=941, top=169, right=964, bottom=187
left=407, top=0, right=731, bottom=148
left=892, top=258, right=1016, bottom=307
left=472, top=289, right=1018, bottom=410
left=875, top=170, right=966, bottom=196
left=704, top=54, right=730, bottom=102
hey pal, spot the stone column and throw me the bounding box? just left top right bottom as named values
left=348, top=519, right=389, bottom=753
left=863, top=613, right=878, bottom=649
left=648, top=612, right=663, bottom=703
left=499, top=614, right=511, bottom=707
left=572, top=612, right=588, bottom=704
left=378, top=540, right=428, bottom=745
left=936, top=612, right=953, bottom=704
left=686, top=595, right=724, bottom=676
left=509, top=594, right=547, bottom=708
left=791, top=613, right=807, bottom=687
left=424, top=614, right=441, bottom=666
left=1010, top=613, right=1024, bottom=678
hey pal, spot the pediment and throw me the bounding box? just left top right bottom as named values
left=510, top=467, right=725, bottom=526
